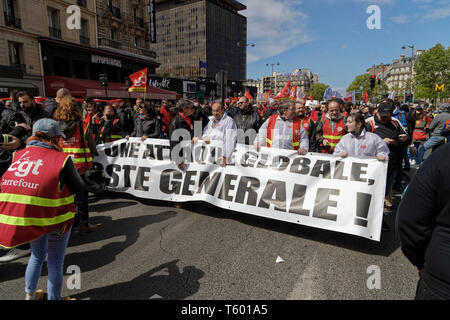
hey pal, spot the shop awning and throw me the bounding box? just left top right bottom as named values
left=44, top=76, right=181, bottom=100
left=0, top=77, right=39, bottom=96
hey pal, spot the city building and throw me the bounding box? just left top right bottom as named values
left=367, top=50, right=425, bottom=95
left=1, top=0, right=166, bottom=99
left=149, top=0, right=247, bottom=82
left=262, top=69, right=319, bottom=95
left=43, top=0, right=161, bottom=98
left=0, top=0, right=49, bottom=96
left=243, top=78, right=263, bottom=98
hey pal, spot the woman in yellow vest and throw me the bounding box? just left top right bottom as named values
left=0, top=119, right=85, bottom=300
left=53, top=96, right=98, bottom=235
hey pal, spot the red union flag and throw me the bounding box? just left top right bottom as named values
left=363, top=91, right=369, bottom=104
left=129, top=68, right=148, bottom=92
left=289, top=85, right=297, bottom=101
left=275, top=81, right=291, bottom=100
left=245, top=90, right=253, bottom=101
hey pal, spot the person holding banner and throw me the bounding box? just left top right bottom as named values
left=169, top=99, right=197, bottom=171
left=127, top=102, right=161, bottom=142
left=233, top=96, right=263, bottom=145
left=202, top=102, right=237, bottom=167
left=334, top=113, right=389, bottom=160
left=255, top=101, right=308, bottom=155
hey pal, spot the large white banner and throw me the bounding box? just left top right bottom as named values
left=94, top=138, right=388, bottom=241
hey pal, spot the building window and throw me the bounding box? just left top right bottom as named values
left=80, top=19, right=89, bottom=45
left=110, top=29, right=115, bottom=40
left=8, top=41, right=23, bottom=66
left=48, top=7, right=61, bottom=39
left=3, top=0, right=21, bottom=29
left=134, top=37, right=138, bottom=47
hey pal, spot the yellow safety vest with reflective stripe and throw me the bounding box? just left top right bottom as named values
left=0, top=145, right=76, bottom=249
left=60, top=121, right=93, bottom=174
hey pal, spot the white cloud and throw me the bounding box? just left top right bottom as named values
left=241, top=0, right=312, bottom=63
left=423, top=6, right=450, bottom=19
left=391, top=14, right=408, bottom=24
left=354, top=0, right=395, bottom=4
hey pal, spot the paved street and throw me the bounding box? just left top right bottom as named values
left=0, top=168, right=419, bottom=300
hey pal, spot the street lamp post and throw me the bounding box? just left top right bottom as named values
left=402, top=45, right=415, bottom=99
left=266, top=62, right=280, bottom=93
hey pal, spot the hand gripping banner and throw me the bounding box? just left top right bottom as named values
left=94, top=138, right=388, bottom=241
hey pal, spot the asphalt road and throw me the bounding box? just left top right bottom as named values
left=0, top=169, right=419, bottom=300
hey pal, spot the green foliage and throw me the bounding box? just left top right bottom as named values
left=414, top=43, right=450, bottom=100
left=309, top=83, right=329, bottom=101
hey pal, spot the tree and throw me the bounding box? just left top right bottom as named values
left=347, top=73, right=389, bottom=103
left=309, top=83, right=329, bottom=101
left=414, top=43, right=450, bottom=101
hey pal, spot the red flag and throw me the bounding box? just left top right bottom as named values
left=289, top=86, right=297, bottom=101
left=245, top=90, right=253, bottom=101
left=128, top=68, right=148, bottom=92
left=275, top=81, right=291, bottom=100
left=308, top=93, right=313, bottom=100
left=363, top=91, right=369, bottom=104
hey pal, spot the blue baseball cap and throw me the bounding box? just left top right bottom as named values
left=32, top=119, right=65, bottom=138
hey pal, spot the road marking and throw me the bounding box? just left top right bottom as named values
left=287, top=250, right=323, bottom=300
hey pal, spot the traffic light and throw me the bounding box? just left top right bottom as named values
left=377, top=78, right=381, bottom=85
left=99, top=73, right=108, bottom=87
left=370, top=75, right=376, bottom=89
left=405, top=92, right=411, bottom=103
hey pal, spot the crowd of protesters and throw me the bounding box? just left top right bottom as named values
left=0, top=87, right=449, bottom=299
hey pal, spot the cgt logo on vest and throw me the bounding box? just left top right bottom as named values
left=8, top=158, right=44, bottom=178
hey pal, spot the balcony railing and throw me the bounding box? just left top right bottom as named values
left=4, top=14, right=21, bottom=29
left=108, top=5, right=121, bottom=20
left=49, top=26, right=62, bottom=39
left=98, top=38, right=157, bottom=59
left=10, top=64, right=26, bottom=73
left=80, top=35, right=90, bottom=46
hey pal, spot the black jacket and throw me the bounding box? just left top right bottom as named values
left=169, top=113, right=195, bottom=162
left=93, top=117, right=122, bottom=144
left=131, top=114, right=161, bottom=139
left=232, top=107, right=263, bottom=145
left=117, top=107, right=134, bottom=135
left=396, top=143, right=450, bottom=299
left=365, top=116, right=408, bottom=169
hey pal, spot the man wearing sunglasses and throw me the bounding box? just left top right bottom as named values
left=232, top=96, right=263, bottom=145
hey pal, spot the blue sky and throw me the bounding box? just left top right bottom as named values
left=241, top=0, right=450, bottom=94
